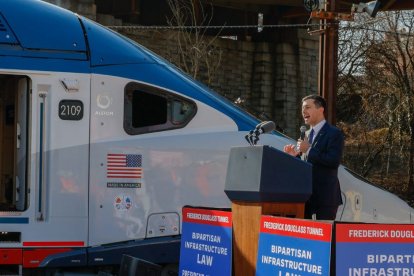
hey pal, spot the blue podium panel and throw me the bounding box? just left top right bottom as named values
left=336, top=224, right=414, bottom=275
left=256, top=216, right=333, bottom=276
left=225, top=146, right=312, bottom=202
left=179, top=207, right=232, bottom=276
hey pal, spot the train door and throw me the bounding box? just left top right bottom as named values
left=24, top=73, right=91, bottom=244
left=0, top=75, right=29, bottom=212
left=16, top=78, right=28, bottom=211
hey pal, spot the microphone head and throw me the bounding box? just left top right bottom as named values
left=254, top=121, right=265, bottom=129
left=300, top=125, right=307, bottom=133
left=300, top=125, right=307, bottom=139
left=260, top=121, right=276, bottom=134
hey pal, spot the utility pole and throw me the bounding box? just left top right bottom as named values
left=318, top=0, right=338, bottom=124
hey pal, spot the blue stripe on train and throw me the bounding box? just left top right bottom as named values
left=0, top=217, right=29, bottom=224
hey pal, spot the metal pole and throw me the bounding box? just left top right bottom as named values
left=319, top=0, right=338, bottom=124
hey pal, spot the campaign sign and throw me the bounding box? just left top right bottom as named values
left=256, top=216, right=333, bottom=276
left=336, top=223, right=414, bottom=275
left=179, top=207, right=232, bottom=276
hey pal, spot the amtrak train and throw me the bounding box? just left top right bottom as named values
left=0, top=0, right=412, bottom=274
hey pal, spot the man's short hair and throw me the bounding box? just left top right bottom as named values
left=302, top=94, right=327, bottom=110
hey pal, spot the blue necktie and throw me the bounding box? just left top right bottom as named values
left=308, top=129, right=314, bottom=144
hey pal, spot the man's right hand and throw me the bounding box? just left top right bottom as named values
left=283, top=144, right=300, bottom=157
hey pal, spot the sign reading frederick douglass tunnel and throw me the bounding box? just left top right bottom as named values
left=336, top=223, right=414, bottom=275
left=179, top=207, right=232, bottom=276
left=256, top=216, right=333, bottom=276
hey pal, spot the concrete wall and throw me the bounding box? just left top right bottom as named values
left=44, top=0, right=319, bottom=137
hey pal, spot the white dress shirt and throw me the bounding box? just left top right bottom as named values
left=306, top=119, right=326, bottom=155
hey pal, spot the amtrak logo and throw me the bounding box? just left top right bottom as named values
left=96, top=94, right=114, bottom=116
left=97, top=95, right=112, bottom=109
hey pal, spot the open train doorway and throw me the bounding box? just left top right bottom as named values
left=0, top=75, right=30, bottom=211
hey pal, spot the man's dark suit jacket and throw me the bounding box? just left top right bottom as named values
left=304, top=122, right=344, bottom=209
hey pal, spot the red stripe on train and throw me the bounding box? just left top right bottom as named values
left=0, top=249, right=22, bottom=265
left=23, top=248, right=72, bottom=268
left=22, top=241, right=84, bottom=247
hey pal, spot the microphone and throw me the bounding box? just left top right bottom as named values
left=251, top=121, right=275, bottom=145
left=245, top=129, right=255, bottom=145
left=245, top=121, right=276, bottom=146
left=300, top=125, right=307, bottom=140
left=255, top=121, right=276, bottom=135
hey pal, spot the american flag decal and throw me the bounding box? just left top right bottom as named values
left=107, top=154, right=143, bottom=179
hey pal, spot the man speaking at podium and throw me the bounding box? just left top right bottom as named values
left=284, top=95, right=344, bottom=220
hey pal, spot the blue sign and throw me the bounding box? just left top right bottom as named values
left=336, top=223, right=414, bottom=275
left=179, top=207, right=232, bottom=276
left=256, top=216, right=333, bottom=276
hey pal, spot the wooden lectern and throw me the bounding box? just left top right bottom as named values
left=224, top=145, right=312, bottom=276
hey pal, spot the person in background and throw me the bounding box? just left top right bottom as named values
left=284, top=94, right=344, bottom=220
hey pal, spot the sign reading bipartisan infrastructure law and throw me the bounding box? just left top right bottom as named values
left=336, top=223, right=414, bottom=275
left=256, top=216, right=333, bottom=276
left=179, top=207, right=232, bottom=276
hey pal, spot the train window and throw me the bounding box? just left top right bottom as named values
left=171, top=100, right=196, bottom=125
left=131, top=92, right=167, bottom=128
left=124, top=82, right=196, bottom=135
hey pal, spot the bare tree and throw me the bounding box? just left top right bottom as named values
left=338, top=16, right=392, bottom=178
left=166, top=0, right=222, bottom=85
left=338, top=11, right=414, bottom=197
left=369, top=11, right=414, bottom=194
